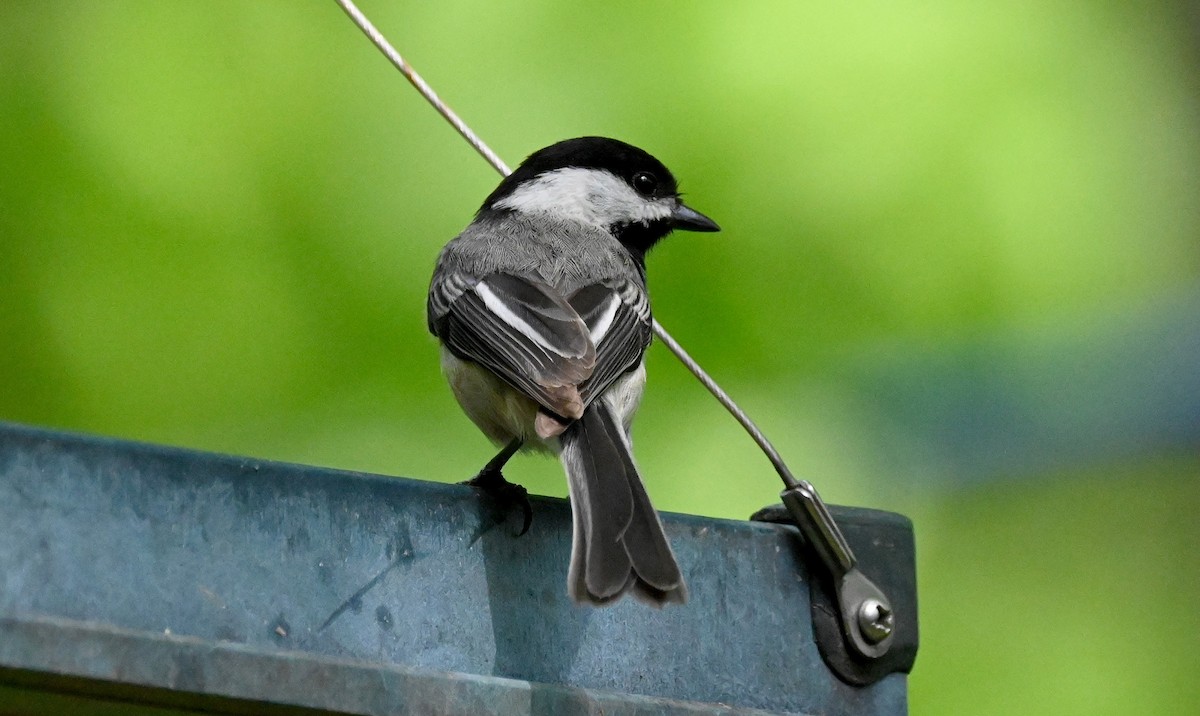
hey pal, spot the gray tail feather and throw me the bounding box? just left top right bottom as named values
left=559, top=404, right=686, bottom=606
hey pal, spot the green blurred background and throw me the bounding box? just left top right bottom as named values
left=3, top=1, right=1198, bottom=713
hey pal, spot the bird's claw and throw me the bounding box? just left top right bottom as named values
left=462, top=468, right=533, bottom=536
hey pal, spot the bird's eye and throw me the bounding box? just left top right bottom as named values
left=632, top=171, right=657, bottom=197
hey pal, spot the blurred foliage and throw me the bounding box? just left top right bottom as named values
left=2, top=2, right=1198, bottom=714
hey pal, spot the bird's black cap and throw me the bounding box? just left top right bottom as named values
left=479, top=137, right=718, bottom=258
left=482, top=137, right=682, bottom=209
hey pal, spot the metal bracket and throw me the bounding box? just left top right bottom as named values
left=780, top=481, right=895, bottom=660
left=753, top=481, right=918, bottom=687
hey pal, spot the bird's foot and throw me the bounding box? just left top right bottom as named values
left=462, top=468, right=533, bottom=536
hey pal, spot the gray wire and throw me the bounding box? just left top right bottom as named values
left=334, top=0, right=511, bottom=176
left=333, top=0, right=800, bottom=491
left=648, top=320, right=800, bottom=489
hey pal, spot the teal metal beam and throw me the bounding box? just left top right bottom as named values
left=0, top=422, right=915, bottom=715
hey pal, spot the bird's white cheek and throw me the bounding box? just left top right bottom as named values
left=494, top=167, right=673, bottom=227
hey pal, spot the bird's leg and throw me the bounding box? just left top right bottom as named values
left=477, top=438, right=523, bottom=476
left=461, top=439, right=532, bottom=535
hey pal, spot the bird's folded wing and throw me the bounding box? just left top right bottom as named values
left=430, top=272, right=596, bottom=419
left=570, top=280, right=653, bottom=406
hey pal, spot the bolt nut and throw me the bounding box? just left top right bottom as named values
left=856, top=598, right=894, bottom=644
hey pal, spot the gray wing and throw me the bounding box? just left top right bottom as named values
left=429, top=271, right=596, bottom=419
left=569, top=279, right=653, bottom=405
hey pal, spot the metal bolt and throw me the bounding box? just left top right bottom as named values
left=856, top=598, right=894, bottom=644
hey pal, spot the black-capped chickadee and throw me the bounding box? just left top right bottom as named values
left=427, top=137, right=719, bottom=606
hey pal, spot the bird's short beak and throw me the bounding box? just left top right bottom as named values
left=672, top=202, right=721, bottom=232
